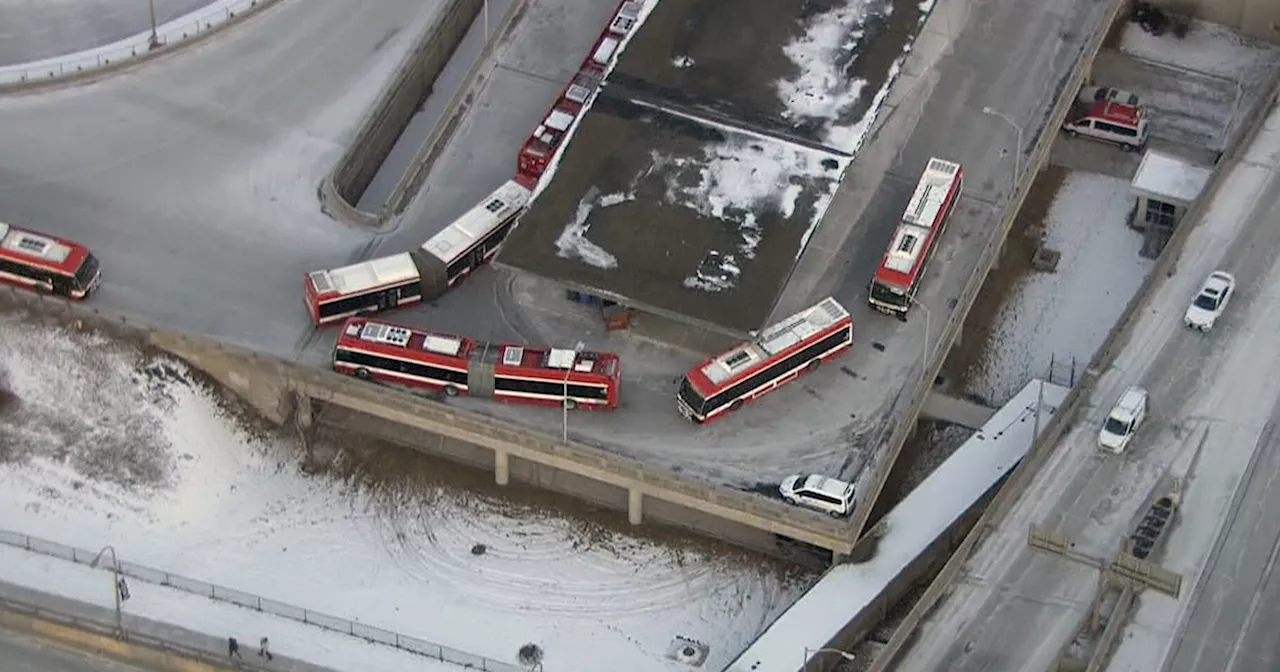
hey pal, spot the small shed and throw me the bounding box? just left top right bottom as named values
left=1129, top=150, right=1212, bottom=258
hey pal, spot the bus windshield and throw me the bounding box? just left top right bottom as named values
left=73, top=253, right=99, bottom=290
left=677, top=378, right=706, bottom=415
left=869, top=281, right=908, bottom=307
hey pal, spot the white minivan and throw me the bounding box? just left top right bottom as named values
left=1099, top=386, right=1149, bottom=453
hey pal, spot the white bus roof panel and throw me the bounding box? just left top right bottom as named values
left=883, top=222, right=933, bottom=273
left=901, top=158, right=961, bottom=228
left=0, top=225, right=72, bottom=264
left=321, top=252, right=419, bottom=296
left=420, top=181, right=531, bottom=264
left=701, top=298, right=849, bottom=385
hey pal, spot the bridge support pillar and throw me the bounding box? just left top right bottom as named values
left=494, top=450, right=510, bottom=486
left=295, top=394, right=313, bottom=430
left=628, top=488, right=643, bottom=525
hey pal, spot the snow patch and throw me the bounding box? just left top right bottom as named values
left=0, top=318, right=807, bottom=672
left=971, top=172, right=1154, bottom=404
left=1119, top=19, right=1279, bottom=80
left=556, top=187, right=628, bottom=269
left=774, top=0, right=894, bottom=153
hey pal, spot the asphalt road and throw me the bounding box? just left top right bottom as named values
left=0, top=0, right=1110, bottom=492
left=892, top=110, right=1280, bottom=670
left=0, top=0, right=215, bottom=66
left=1162, top=417, right=1280, bottom=672
left=0, top=624, right=154, bottom=672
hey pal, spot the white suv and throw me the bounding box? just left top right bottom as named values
left=779, top=474, right=856, bottom=517
left=1099, top=386, right=1149, bottom=454
left=1184, top=271, right=1235, bottom=331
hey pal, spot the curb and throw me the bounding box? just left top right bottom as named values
left=0, top=0, right=284, bottom=95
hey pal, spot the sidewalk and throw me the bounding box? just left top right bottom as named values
left=0, top=544, right=461, bottom=672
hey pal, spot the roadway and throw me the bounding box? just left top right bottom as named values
left=0, top=0, right=1112, bottom=495
left=0, top=0, right=215, bottom=66
left=0, top=624, right=155, bottom=672
left=891, top=103, right=1280, bottom=671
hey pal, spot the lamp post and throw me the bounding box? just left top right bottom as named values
left=90, top=545, right=127, bottom=639
left=562, top=341, right=585, bottom=444
left=907, top=295, right=932, bottom=390
left=803, top=647, right=856, bottom=670
left=483, top=0, right=489, bottom=42
left=983, top=106, right=1024, bottom=194
left=147, top=0, right=160, bottom=50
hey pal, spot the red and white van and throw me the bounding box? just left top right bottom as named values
left=1063, top=100, right=1148, bottom=150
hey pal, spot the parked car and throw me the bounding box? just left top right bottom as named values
left=1079, top=85, right=1142, bottom=107
left=1063, top=100, right=1148, bottom=150
left=779, top=474, right=856, bottom=517
left=1184, top=271, right=1236, bottom=331
left=1099, top=386, right=1149, bottom=454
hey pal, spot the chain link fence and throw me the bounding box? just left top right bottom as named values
left=0, top=529, right=520, bottom=671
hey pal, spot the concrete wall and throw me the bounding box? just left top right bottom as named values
left=1154, top=0, right=1280, bottom=43
left=319, top=0, right=484, bottom=227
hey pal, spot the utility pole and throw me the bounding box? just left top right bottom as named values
left=148, top=0, right=160, bottom=50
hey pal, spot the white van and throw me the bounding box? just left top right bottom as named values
left=1098, top=386, right=1149, bottom=453
left=1063, top=100, right=1149, bottom=150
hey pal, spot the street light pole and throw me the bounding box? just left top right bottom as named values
left=983, top=106, right=1024, bottom=194
left=803, top=647, right=856, bottom=670
left=562, top=342, right=585, bottom=444
left=147, top=0, right=160, bottom=50
left=483, top=0, right=490, bottom=43
left=90, top=545, right=126, bottom=639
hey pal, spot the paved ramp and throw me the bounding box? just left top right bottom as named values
left=922, top=392, right=997, bottom=430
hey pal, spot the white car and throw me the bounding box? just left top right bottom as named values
left=1099, top=386, right=1149, bottom=454
left=779, top=474, right=856, bottom=517
left=1184, top=271, right=1235, bottom=331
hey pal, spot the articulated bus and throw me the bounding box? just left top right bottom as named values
left=304, top=180, right=531, bottom=324
left=676, top=298, right=853, bottom=425
left=867, top=158, right=963, bottom=319
left=0, top=222, right=101, bottom=300
left=333, top=317, right=622, bottom=410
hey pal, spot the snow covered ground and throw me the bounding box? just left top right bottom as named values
left=969, top=171, right=1154, bottom=404
left=1119, top=18, right=1279, bottom=82
left=0, top=311, right=810, bottom=672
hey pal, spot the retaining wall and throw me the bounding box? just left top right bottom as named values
left=864, top=33, right=1280, bottom=672
left=320, top=0, right=485, bottom=227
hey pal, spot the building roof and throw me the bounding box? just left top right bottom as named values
left=1131, top=150, right=1212, bottom=205
left=498, top=0, right=913, bottom=334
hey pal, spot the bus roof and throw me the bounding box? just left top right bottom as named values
left=0, top=221, right=85, bottom=273
left=696, top=297, right=850, bottom=386
left=876, top=158, right=962, bottom=285
left=309, top=253, right=420, bottom=298
left=419, top=180, right=531, bottom=264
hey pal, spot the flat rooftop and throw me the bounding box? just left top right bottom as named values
left=498, top=0, right=911, bottom=334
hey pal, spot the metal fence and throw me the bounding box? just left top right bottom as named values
left=0, top=529, right=520, bottom=672
left=0, top=0, right=279, bottom=88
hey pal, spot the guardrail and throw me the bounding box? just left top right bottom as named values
left=845, top=0, right=1129, bottom=549
left=0, top=529, right=519, bottom=672
left=0, top=0, right=279, bottom=90
left=864, top=24, right=1280, bottom=672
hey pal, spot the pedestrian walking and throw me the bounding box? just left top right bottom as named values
left=258, top=636, right=273, bottom=661
left=228, top=637, right=242, bottom=659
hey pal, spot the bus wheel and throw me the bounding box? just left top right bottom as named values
left=729, top=399, right=743, bottom=412
left=444, top=385, right=460, bottom=397
left=806, top=359, right=822, bottom=373
left=564, top=398, right=578, bottom=411
left=356, top=368, right=371, bottom=380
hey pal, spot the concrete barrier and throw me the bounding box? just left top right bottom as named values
left=845, top=0, right=1130, bottom=548
left=864, top=43, right=1280, bottom=672
left=0, top=288, right=855, bottom=556
left=0, top=0, right=282, bottom=93
left=382, top=0, right=529, bottom=218
left=319, top=0, right=485, bottom=227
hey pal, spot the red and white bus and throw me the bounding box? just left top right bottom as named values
left=0, top=222, right=101, bottom=300
left=514, top=0, right=643, bottom=186
left=305, top=180, right=530, bottom=324
left=676, top=297, right=853, bottom=425
left=333, top=317, right=622, bottom=410
left=868, top=158, right=963, bottom=319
